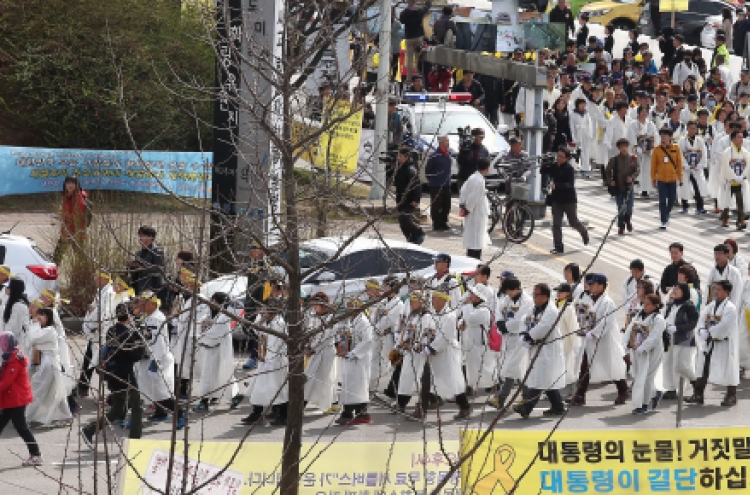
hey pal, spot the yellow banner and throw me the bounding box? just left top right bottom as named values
left=461, top=428, right=750, bottom=494
left=659, top=0, right=688, bottom=12
left=316, top=101, right=363, bottom=175
left=120, top=439, right=460, bottom=494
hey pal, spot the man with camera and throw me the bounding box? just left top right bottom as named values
left=457, top=128, right=489, bottom=191
left=128, top=226, right=165, bottom=295
left=394, top=147, right=425, bottom=245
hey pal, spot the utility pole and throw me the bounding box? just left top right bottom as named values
left=369, top=0, right=392, bottom=200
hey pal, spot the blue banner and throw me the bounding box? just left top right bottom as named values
left=0, top=146, right=213, bottom=198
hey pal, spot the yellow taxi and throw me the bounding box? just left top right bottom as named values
left=579, top=0, right=647, bottom=31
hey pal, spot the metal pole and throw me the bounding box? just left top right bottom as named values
left=369, top=0, right=392, bottom=200
left=676, top=376, right=684, bottom=428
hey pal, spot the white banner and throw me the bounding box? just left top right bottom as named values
left=355, top=129, right=375, bottom=182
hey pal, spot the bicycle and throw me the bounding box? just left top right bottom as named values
left=486, top=153, right=555, bottom=243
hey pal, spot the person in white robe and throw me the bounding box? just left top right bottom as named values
left=706, top=244, right=743, bottom=309
left=570, top=98, right=594, bottom=176
left=629, top=106, right=658, bottom=195
left=716, top=132, right=750, bottom=229
left=172, top=272, right=210, bottom=399
left=458, top=163, right=491, bottom=260
left=195, top=292, right=237, bottom=411
left=571, top=273, right=629, bottom=406
left=624, top=295, right=665, bottom=414
left=555, top=284, right=583, bottom=394
left=242, top=298, right=289, bottom=426
left=677, top=122, right=709, bottom=213
left=428, top=286, right=472, bottom=420
left=603, top=102, right=636, bottom=160
left=78, top=272, right=115, bottom=396
left=491, top=277, right=532, bottom=408
left=725, top=239, right=747, bottom=283
left=737, top=268, right=750, bottom=375
left=38, top=291, right=74, bottom=399
left=335, top=297, right=374, bottom=425
left=513, top=284, right=566, bottom=418
left=4, top=279, right=31, bottom=360
left=458, top=285, right=495, bottom=395
left=396, top=292, right=435, bottom=418
left=304, top=293, right=338, bottom=413
left=374, top=276, right=404, bottom=396
left=26, top=308, right=72, bottom=425
left=688, top=280, right=740, bottom=406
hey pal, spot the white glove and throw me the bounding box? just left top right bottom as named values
left=423, top=347, right=432, bottom=356
left=667, top=325, right=677, bottom=334
left=345, top=352, right=356, bottom=360
left=698, top=329, right=709, bottom=341
left=521, top=339, right=532, bottom=348
left=585, top=332, right=595, bottom=341
left=636, top=347, right=646, bottom=354
left=736, top=175, right=745, bottom=183
left=635, top=146, right=642, bottom=154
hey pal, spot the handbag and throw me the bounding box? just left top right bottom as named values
left=487, top=313, right=502, bottom=352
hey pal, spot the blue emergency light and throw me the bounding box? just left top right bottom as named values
left=402, top=92, right=473, bottom=103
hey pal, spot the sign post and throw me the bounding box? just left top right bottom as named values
left=658, top=0, right=688, bottom=29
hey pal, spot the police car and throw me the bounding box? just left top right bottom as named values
left=399, top=92, right=510, bottom=188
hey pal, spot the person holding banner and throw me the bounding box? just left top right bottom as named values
left=689, top=279, right=740, bottom=406
left=624, top=294, right=665, bottom=415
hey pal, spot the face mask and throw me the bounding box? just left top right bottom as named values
left=707, top=100, right=716, bottom=110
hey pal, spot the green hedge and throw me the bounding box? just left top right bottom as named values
left=0, top=0, right=214, bottom=151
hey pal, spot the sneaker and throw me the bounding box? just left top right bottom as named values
left=614, top=391, right=631, bottom=405
left=550, top=248, right=564, bottom=255
left=721, top=395, right=737, bottom=407
left=567, top=395, right=586, bottom=406
left=651, top=391, right=663, bottom=410
left=269, top=416, right=287, bottom=427
left=334, top=416, right=353, bottom=426
left=22, top=455, right=43, bottom=467
left=739, top=223, right=747, bottom=231
left=453, top=408, right=472, bottom=420
left=193, top=402, right=208, bottom=412
left=147, top=414, right=170, bottom=422
left=661, top=391, right=678, bottom=400
left=413, top=234, right=425, bottom=245
left=230, top=394, right=245, bottom=409
left=176, top=417, right=186, bottom=430
left=684, top=394, right=704, bottom=405
left=488, top=396, right=505, bottom=409
left=512, top=403, right=530, bottom=419
left=682, top=206, right=689, bottom=213
left=323, top=404, right=342, bottom=414
left=618, top=226, right=624, bottom=235
left=659, top=222, right=667, bottom=230
left=722, top=221, right=729, bottom=228
left=582, top=234, right=590, bottom=246
left=242, top=358, right=258, bottom=370
left=80, top=427, right=94, bottom=450
left=626, top=221, right=633, bottom=232
left=632, top=406, right=648, bottom=415
left=641, top=191, right=649, bottom=197
left=349, top=414, right=372, bottom=425
left=697, top=209, right=708, bottom=214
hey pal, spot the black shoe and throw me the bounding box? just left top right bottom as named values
left=433, top=225, right=448, bottom=232
left=442, top=223, right=452, bottom=230
left=269, top=416, right=287, bottom=426
left=684, top=394, right=704, bottom=405
left=567, top=395, right=586, bottom=406
left=662, top=391, right=678, bottom=400
left=550, top=248, right=564, bottom=255
left=513, top=403, right=530, bottom=419
left=240, top=413, right=262, bottom=425
left=721, top=395, right=737, bottom=407
left=614, top=391, right=631, bottom=405
left=454, top=408, right=472, bottom=420
left=542, top=408, right=565, bottom=417
left=651, top=391, right=663, bottom=410
left=582, top=234, right=590, bottom=246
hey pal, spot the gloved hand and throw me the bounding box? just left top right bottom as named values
left=423, top=347, right=432, bottom=356
left=698, top=328, right=709, bottom=341
left=345, top=352, right=356, bottom=360
left=737, top=175, right=745, bottom=183
left=636, top=146, right=642, bottom=154
left=585, top=332, right=595, bottom=341
left=667, top=325, right=677, bottom=334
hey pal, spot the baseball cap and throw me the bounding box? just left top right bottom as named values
left=687, top=94, right=698, bottom=103
left=589, top=273, right=607, bottom=285
left=581, top=74, right=592, bottom=83
left=433, top=253, right=451, bottom=264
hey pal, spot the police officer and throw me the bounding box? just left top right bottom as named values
left=394, top=147, right=425, bottom=245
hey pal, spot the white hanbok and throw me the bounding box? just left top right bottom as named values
left=49, top=306, right=74, bottom=394
left=370, top=295, right=403, bottom=391
left=624, top=312, right=665, bottom=408
left=558, top=300, right=583, bottom=385
left=716, top=146, right=750, bottom=214
left=339, top=313, right=374, bottom=405
left=570, top=110, right=594, bottom=172
left=82, top=284, right=116, bottom=368
left=427, top=309, right=465, bottom=399
left=26, top=323, right=72, bottom=425
left=141, top=309, right=175, bottom=403
left=397, top=312, right=435, bottom=396
left=173, top=295, right=211, bottom=380
left=460, top=302, right=495, bottom=389
left=249, top=314, right=289, bottom=406
left=459, top=171, right=491, bottom=251
left=737, top=280, right=750, bottom=369
left=582, top=294, right=627, bottom=383
left=304, top=312, right=338, bottom=409
left=495, top=292, right=533, bottom=381
left=696, top=298, right=740, bottom=387
left=603, top=115, right=636, bottom=159
left=197, top=312, right=237, bottom=404
left=629, top=118, right=658, bottom=194
left=5, top=302, right=31, bottom=358
left=525, top=303, right=566, bottom=391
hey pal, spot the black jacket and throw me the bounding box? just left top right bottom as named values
left=394, top=161, right=422, bottom=213
left=604, top=35, right=614, bottom=55
left=576, top=25, right=589, bottom=49
left=542, top=160, right=578, bottom=204
left=552, top=110, right=571, bottom=150
left=129, top=243, right=165, bottom=295
left=665, top=300, right=699, bottom=347
left=432, top=14, right=457, bottom=44
left=452, top=80, right=485, bottom=104
left=457, top=143, right=489, bottom=181
left=549, top=6, right=575, bottom=37
left=478, top=75, right=502, bottom=109
left=399, top=4, right=431, bottom=39
left=101, top=322, right=145, bottom=392
left=734, top=19, right=750, bottom=55
left=659, top=259, right=701, bottom=294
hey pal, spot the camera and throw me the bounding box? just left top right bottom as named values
left=457, top=125, right=473, bottom=150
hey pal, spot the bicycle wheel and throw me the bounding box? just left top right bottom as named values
left=487, top=198, right=501, bottom=234
left=502, top=202, right=534, bottom=243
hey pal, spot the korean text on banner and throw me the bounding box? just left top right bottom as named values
left=316, top=102, right=363, bottom=175
left=119, top=440, right=461, bottom=495
left=461, top=428, right=750, bottom=494
left=0, top=146, right=211, bottom=198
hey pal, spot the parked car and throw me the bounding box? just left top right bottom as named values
left=400, top=93, right=510, bottom=188
left=580, top=0, right=647, bottom=31
left=0, top=233, right=58, bottom=301
left=202, top=237, right=482, bottom=340
left=639, top=0, right=734, bottom=46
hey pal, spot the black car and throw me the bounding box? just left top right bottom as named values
left=639, top=0, right=733, bottom=46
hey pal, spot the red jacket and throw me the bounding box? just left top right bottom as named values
left=61, top=189, right=88, bottom=241
left=0, top=350, right=33, bottom=409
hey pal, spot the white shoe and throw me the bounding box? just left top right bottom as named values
left=659, top=222, right=667, bottom=230
left=22, top=455, right=43, bottom=466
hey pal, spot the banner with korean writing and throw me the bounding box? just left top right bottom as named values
left=119, top=439, right=461, bottom=495
left=461, top=428, right=750, bottom=494
left=0, top=145, right=211, bottom=198
left=316, top=102, right=363, bottom=175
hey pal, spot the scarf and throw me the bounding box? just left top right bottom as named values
left=0, top=331, right=18, bottom=370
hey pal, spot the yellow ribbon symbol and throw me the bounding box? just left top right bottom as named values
left=472, top=445, right=517, bottom=495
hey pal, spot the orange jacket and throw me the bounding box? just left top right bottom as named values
left=651, top=144, right=684, bottom=183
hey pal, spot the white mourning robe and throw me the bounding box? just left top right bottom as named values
left=496, top=292, right=534, bottom=381
left=625, top=311, right=665, bottom=408
left=459, top=171, right=491, bottom=251
left=696, top=298, right=740, bottom=387
left=26, top=323, right=71, bottom=425
left=583, top=294, right=627, bottom=383
left=524, top=303, right=566, bottom=391
left=427, top=308, right=465, bottom=398
left=82, top=284, right=116, bottom=368
left=339, top=313, right=374, bottom=405
left=197, top=312, right=237, bottom=404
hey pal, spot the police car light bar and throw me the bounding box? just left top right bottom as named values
left=402, top=92, right=473, bottom=102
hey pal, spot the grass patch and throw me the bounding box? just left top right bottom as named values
left=0, top=190, right=206, bottom=213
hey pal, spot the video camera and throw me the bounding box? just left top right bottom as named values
left=457, top=125, right=473, bottom=150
